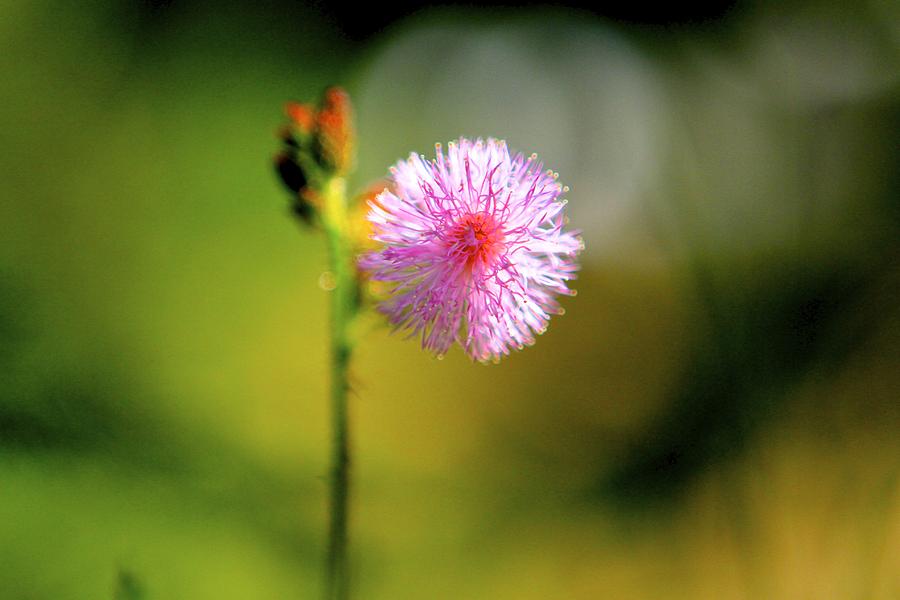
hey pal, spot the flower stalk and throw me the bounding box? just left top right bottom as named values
left=274, top=87, right=358, bottom=600
left=321, top=176, right=355, bottom=600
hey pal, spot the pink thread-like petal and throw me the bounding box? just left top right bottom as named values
left=359, top=138, right=583, bottom=363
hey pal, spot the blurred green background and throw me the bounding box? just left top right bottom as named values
left=1, top=1, right=899, bottom=598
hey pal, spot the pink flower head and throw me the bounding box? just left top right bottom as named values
left=360, top=138, right=582, bottom=363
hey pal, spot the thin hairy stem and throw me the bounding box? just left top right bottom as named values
left=321, top=177, right=356, bottom=600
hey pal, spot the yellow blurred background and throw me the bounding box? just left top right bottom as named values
left=1, top=1, right=898, bottom=598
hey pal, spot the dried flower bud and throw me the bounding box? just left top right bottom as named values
left=276, top=125, right=299, bottom=149
left=274, top=152, right=316, bottom=225
left=274, top=151, right=306, bottom=195
left=291, top=196, right=315, bottom=225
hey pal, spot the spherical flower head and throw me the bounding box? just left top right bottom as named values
left=360, top=138, right=583, bottom=363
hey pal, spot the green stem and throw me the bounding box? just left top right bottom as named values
left=321, top=177, right=355, bottom=600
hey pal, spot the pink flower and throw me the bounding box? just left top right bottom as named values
left=360, top=138, right=582, bottom=363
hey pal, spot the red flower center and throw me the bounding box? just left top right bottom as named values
left=447, top=212, right=505, bottom=269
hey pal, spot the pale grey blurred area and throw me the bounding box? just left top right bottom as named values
left=354, top=6, right=899, bottom=268
left=354, top=12, right=668, bottom=263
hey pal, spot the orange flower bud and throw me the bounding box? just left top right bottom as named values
left=284, top=101, right=315, bottom=133
left=313, top=87, right=355, bottom=175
